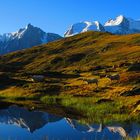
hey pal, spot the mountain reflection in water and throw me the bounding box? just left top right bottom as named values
left=0, top=105, right=139, bottom=140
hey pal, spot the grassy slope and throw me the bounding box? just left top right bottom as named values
left=0, top=31, right=139, bottom=72
left=0, top=31, right=140, bottom=123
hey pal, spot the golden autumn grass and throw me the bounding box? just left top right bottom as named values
left=0, top=31, right=139, bottom=124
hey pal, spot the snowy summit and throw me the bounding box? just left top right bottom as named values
left=0, top=24, right=62, bottom=54
left=64, top=15, right=140, bottom=37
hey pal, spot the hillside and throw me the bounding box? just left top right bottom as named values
left=1, top=31, right=140, bottom=72
left=0, top=31, right=140, bottom=123
left=0, top=31, right=140, bottom=91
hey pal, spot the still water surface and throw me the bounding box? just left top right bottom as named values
left=0, top=105, right=140, bottom=140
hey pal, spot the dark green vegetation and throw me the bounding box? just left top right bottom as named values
left=0, top=31, right=140, bottom=124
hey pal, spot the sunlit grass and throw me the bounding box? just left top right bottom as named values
left=125, top=136, right=140, bottom=140
left=0, top=31, right=139, bottom=128
left=41, top=95, right=140, bottom=124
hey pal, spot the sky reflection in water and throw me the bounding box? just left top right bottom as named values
left=0, top=105, right=140, bottom=140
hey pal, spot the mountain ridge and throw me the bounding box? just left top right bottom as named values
left=0, top=24, right=62, bottom=54
left=64, top=21, right=105, bottom=37
left=1, top=15, right=140, bottom=54
left=64, top=15, right=140, bottom=37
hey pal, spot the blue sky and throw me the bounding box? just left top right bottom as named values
left=0, top=0, right=140, bottom=35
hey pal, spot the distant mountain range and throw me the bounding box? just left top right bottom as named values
left=0, top=24, right=62, bottom=54
left=0, top=15, right=140, bottom=55
left=64, top=15, right=140, bottom=37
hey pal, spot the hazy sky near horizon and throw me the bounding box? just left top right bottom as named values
left=0, top=0, right=139, bottom=35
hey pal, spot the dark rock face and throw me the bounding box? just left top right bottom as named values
left=0, top=24, right=62, bottom=55
left=116, top=17, right=130, bottom=34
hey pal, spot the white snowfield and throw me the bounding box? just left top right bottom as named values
left=64, top=21, right=104, bottom=37
left=64, top=15, right=140, bottom=37
left=104, top=15, right=124, bottom=26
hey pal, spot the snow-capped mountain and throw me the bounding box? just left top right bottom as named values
left=64, top=21, right=105, bottom=37
left=104, top=15, right=140, bottom=34
left=0, top=24, right=62, bottom=54
left=64, top=15, right=140, bottom=37
left=104, top=15, right=130, bottom=34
